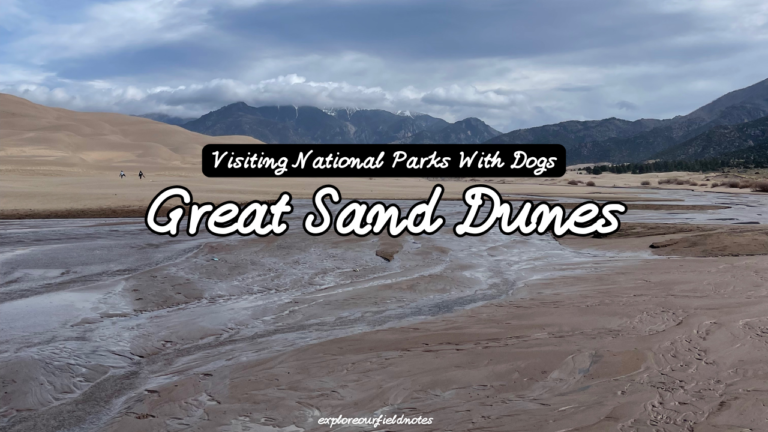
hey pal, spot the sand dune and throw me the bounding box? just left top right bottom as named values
left=0, top=93, right=261, bottom=173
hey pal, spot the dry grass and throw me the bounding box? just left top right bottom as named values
left=586, top=181, right=596, bottom=186
left=711, top=182, right=720, bottom=188
left=689, top=180, right=698, bottom=186
left=752, top=180, right=768, bottom=192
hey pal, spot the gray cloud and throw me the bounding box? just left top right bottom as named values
left=615, top=100, right=639, bottom=111
left=1, top=0, right=767, bottom=131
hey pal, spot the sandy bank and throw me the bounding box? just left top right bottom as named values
left=560, top=222, right=768, bottom=257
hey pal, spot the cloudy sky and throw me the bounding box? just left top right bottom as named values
left=1, top=0, right=766, bottom=131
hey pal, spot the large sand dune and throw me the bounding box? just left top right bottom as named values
left=0, top=93, right=261, bottom=173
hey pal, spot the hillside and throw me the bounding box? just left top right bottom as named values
left=328, top=108, right=450, bottom=143
left=568, top=78, right=768, bottom=164
left=182, top=103, right=456, bottom=144
left=485, top=117, right=664, bottom=147
left=719, top=140, right=768, bottom=167
left=0, top=93, right=261, bottom=173
left=394, top=117, right=500, bottom=144
left=487, top=77, right=768, bottom=164
left=684, top=78, right=768, bottom=123
left=655, top=115, right=768, bottom=161
left=566, top=117, right=711, bottom=164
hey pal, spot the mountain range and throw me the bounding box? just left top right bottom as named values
left=175, top=103, right=499, bottom=144
left=656, top=115, right=768, bottom=161
left=489, top=77, right=768, bottom=164
left=393, top=117, right=500, bottom=144
left=140, top=77, right=768, bottom=165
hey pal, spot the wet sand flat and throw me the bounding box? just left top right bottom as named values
left=2, top=192, right=768, bottom=431
left=104, top=224, right=768, bottom=432
left=2, top=201, right=631, bottom=431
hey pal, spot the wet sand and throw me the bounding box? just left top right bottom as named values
left=2, top=193, right=768, bottom=432
left=2, top=201, right=619, bottom=431
left=105, top=226, right=768, bottom=432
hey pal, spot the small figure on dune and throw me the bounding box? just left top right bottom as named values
left=120, top=170, right=125, bottom=179
left=139, top=170, right=145, bottom=180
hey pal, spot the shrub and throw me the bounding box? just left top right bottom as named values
left=689, top=180, right=698, bottom=186
left=753, top=180, right=768, bottom=192
left=641, top=180, right=651, bottom=186
left=711, top=182, right=719, bottom=188
left=567, top=179, right=579, bottom=185
left=739, top=180, right=753, bottom=189
left=586, top=181, right=596, bottom=186
left=699, top=183, right=707, bottom=187
left=728, top=180, right=741, bottom=188
left=658, top=178, right=677, bottom=185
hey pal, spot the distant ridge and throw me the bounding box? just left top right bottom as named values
left=486, top=77, right=768, bottom=164
left=655, top=115, right=768, bottom=161
left=485, top=117, right=664, bottom=147
left=394, top=117, right=500, bottom=144
left=179, top=102, right=499, bottom=144
left=133, top=76, right=768, bottom=162
left=133, top=113, right=195, bottom=126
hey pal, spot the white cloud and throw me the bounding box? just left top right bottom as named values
left=421, top=85, right=526, bottom=109
left=1, top=74, right=534, bottom=128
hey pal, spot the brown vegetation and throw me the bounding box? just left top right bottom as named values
left=753, top=180, right=768, bottom=192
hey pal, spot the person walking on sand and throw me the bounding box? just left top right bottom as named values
left=139, top=170, right=145, bottom=180
left=120, top=170, right=125, bottom=179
